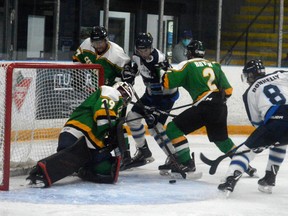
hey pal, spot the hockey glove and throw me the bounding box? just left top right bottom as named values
left=121, top=64, right=137, bottom=85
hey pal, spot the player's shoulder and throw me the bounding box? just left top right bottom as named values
left=79, top=38, right=92, bottom=49
left=100, top=85, right=121, bottom=101
left=153, top=48, right=166, bottom=62
left=108, top=41, right=125, bottom=52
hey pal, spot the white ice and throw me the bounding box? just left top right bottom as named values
left=1, top=135, right=288, bottom=216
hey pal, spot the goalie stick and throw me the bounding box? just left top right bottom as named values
left=200, top=142, right=287, bottom=175
left=102, top=100, right=126, bottom=183
left=131, top=89, right=187, bottom=179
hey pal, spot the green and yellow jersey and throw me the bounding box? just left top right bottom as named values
left=163, top=58, right=233, bottom=103
left=73, top=38, right=130, bottom=86
left=64, top=85, right=125, bottom=149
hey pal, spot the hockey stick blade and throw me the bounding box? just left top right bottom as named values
left=200, top=153, right=229, bottom=175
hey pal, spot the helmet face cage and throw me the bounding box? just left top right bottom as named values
left=90, top=26, right=108, bottom=41
left=242, top=59, right=265, bottom=85
left=113, top=82, right=133, bottom=105
left=135, top=33, right=153, bottom=49
left=186, top=40, right=205, bottom=58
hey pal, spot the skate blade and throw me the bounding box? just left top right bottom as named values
left=159, top=169, right=170, bottom=176
left=225, top=190, right=231, bottom=198
left=26, top=180, right=46, bottom=188
left=146, top=157, right=155, bottom=163
left=185, top=171, right=203, bottom=180
left=258, top=185, right=273, bottom=194
left=173, top=171, right=202, bottom=180
left=218, top=188, right=232, bottom=198
left=161, top=171, right=203, bottom=180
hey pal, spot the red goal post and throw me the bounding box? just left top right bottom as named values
left=0, top=62, right=104, bottom=191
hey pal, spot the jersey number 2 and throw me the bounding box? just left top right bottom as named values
left=203, top=68, right=217, bottom=91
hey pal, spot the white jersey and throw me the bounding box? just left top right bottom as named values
left=132, top=48, right=177, bottom=96
left=77, top=38, right=130, bottom=68
left=243, top=70, right=288, bottom=126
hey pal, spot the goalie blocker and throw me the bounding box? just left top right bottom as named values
left=26, top=136, right=121, bottom=187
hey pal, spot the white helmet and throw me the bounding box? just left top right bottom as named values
left=113, top=82, right=133, bottom=104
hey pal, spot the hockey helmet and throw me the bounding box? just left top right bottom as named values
left=135, top=33, right=153, bottom=49
left=90, top=26, right=108, bottom=41
left=242, top=59, right=265, bottom=85
left=186, top=40, right=205, bottom=59
left=113, top=82, right=134, bottom=105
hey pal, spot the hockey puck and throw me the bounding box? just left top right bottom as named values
left=169, top=180, right=176, bottom=184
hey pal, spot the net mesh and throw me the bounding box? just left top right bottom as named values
left=0, top=62, right=104, bottom=190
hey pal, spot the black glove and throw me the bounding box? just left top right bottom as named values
left=121, top=64, right=137, bottom=85
left=102, top=126, right=118, bottom=153
left=154, top=60, right=170, bottom=71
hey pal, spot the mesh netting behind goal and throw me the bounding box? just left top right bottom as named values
left=0, top=62, right=104, bottom=190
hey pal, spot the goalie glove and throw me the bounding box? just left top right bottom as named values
left=121, top=64, right=137, bottom=85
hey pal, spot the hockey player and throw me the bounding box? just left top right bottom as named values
left=72, top=26, right=131, bottom=86
left=26, top=82, right=133, bottom=187
left=159, top=40, right=257, bottom=176
left=73, top=26, right=133, bottom=164
left=122, top=33, right=180, bottom=170
left=218, top=60, right=288, bottom=195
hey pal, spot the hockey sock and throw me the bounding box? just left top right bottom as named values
left=166, top=121, right=191, bottom=164
left=214, top=138, right=235, bottom=153
left=148, top=123, right=176, bottom=156
left=266, top=145, right=287, bottom=171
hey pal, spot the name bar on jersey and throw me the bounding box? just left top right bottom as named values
left=252, top=74, right=280, bottom=93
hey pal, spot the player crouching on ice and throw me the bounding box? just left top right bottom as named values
left=26, top=82, right=133, bottom=188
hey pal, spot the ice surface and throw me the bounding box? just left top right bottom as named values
left=0, top=135, right=288, bottom=216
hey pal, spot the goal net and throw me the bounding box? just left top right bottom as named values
left=0, top=62, right=104, bottom=190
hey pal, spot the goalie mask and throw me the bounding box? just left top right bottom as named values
left=242, top=59, right=265, bottom=85
left=113, top=82, right=133, bottom=105
left=186, top=40, right=205, bottom=59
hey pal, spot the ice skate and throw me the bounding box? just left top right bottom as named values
left=121, top=143, right=154, bottom=170
left=245, top=165, right=259, bottom=178
left=120, top=151, right=133, bottom=171
left=160, top=153, right=202, bottom=180
left=26, top=165, right=49, bottom=188
left=218, top=170, right=242, bottom=197
left=258, top=165, right=279, bottom=194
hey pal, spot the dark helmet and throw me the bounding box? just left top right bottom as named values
left=242, top=59, right=265, bottom=85
left=135, top=33, right=153, bottom=49
left=186, top=40, right=205, bottom=58
left=90, top=26, right=108, bottom=41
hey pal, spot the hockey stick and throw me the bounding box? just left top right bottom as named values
left=130, top=101, right=177, bottom=117
left=200, top=142, right=286, bottom=175
left=131, top=89, right=187, bottom=179
left=100, top=100, right=124, bottom=156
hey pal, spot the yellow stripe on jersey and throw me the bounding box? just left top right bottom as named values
left=225, top=87, right=233, bottom=97
left=163, top=73, right=170, bottom=89
left=94, top=109, right=116, bottom=122
left=65, top=120, right=105, bottom=148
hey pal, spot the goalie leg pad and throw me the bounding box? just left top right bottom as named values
left=27, top=136, right=91, bottom=187
left=78, top=156, right=121, bottom=184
